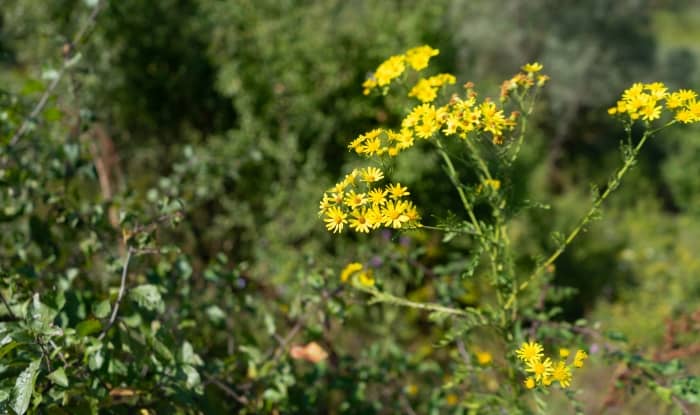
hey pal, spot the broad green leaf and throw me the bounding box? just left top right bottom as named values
left=182, top=365, right=201, bottom=390
left=129, top=285, right=165, bottom=313
left=92, top=300, right=111, bottom=319
left=47, top=368, right=68, bottom=387
left=75, top=319, right=102, bottom=338
left=11, top=359, right=40, bottom=415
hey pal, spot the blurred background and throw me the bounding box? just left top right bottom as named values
left=1, top=0, right=699, bottom=413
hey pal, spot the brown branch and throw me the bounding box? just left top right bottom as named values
left=202, top=373, right=249, bottom=405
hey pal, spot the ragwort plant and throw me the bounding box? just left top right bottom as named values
left=319, top=45, right=700, bottom=413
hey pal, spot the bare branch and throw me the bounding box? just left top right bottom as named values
left=98, top=247, right=134, bottom=340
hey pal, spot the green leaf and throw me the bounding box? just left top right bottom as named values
left=181, top=341, right=203, bottom=366
left=75, top=319, right=102, bottom=338
left=671, top=376, right=699, bottom=404
left=11, top=359, right=40, bottom=415
left=93, top=300, right=111, bottom=319
left=605, top=330, right=628, bottom=342
left=47, top=368, right=68, bottom=387
left=0, top=338, right=19, bottom=360
left=0, top=389, right=9, bottom=402
left=129, top=284, right=165, bottom=313
left=147, top=334, right=174, bottom=363
left=182, top=365, right=201, bottom=390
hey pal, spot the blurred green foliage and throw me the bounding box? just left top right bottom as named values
left=0, top=0, right=699, bottom=413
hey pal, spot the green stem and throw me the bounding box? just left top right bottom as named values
left=504, top=122, right=674, bottom=310
left=355, top=285, right=483, bottom=319
left=436, top=139, right=483, bottom=236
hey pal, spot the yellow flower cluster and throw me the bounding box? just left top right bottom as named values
left=500, top=63, right=549, bottom=102
left=348, top=128, right=415, bottom=157
left=515, top=341, right=588, bottom=389
left=408, top=73, right=457, bottom=103
left=340, top=262, right=375, bottom=287
left=439, top=96, right=518, bottom=142
left=319, top=167, right=421, bottom=233
left=609, top=82, right=700, bottom=123
left=362, top=45, right=440, bottom=95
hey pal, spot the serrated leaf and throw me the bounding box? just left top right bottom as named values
left=11, top=359, right=40, bottom=415
left=93, top=300, right=111, bottom=319
left=47, top=367, right=68, bottom=387
left=75, top=319, right=102, bottom=338
left=129, top=285, right=165, bottom=313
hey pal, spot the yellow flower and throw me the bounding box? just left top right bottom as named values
left=324, top=206, right=347, bottom=233
left=483, top=179, right=501, bottom=191
left=522, top=62, right=543, bottom=73
left=344, top=190, right=367, bottom=209
left=408, top=78, right=439, bottom=103
left=480, top=101, right=507, bottom=137
left=524, top=377, right=536, bottom=389
left=405, top=384, right=418, bottom=396
left=361, top=167, right=384, bottom=183
left=386, top=182, right=410, bottom=199
left=362, top=77, right=377, bottom=95
left=573, top=350, right=588, bottom=368
left=676, top=109, right=696, bottom=124
left=374, top=55, right=406, bottom=86
left=552, top=361, right=572, bottom=388
left=349, top=208, right=371, bottom=233
left=388, top=128, right=415, bottom=150
left=526, top=357, right=553, bottom=382
left=516, top=341, right=544, bottom=363
left=366, top=204, right=384, bottom=229
left=476, top=351, right=492, bottom=365
left=559, top=348, right=570, bottom=358
left=408, top=73, right=456, bottom=103
left=403, top=201, right=421, bottom=223
left=358, top=270, right=375, bottom=287
left=340, top=262, right=363, bottom=282
left=405, top=45, right=439, bottom=70
left=445, top=393, right=459, bottom=406
left=368, top=188, right=388, bottom=205
left=318, top=195, right=333, bottom=214
left=405, top=104, right=439, bottom=139
left=382, top=200, right=409, bottom=229
left=640, top=104, right=662, bottom=121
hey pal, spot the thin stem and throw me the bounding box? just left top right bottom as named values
left=356, top=285, right=482, bottom=319
left=435, top=139, right=483, bottom=236
left=98, top=247, right=134, bottom=340
left=0, top=289, right=18, bottom=320
left=504, top=122, right=674, bottom=310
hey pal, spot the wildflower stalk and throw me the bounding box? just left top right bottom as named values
left=435, top=139, right=483, bottom=236
left=504, top=121, right=675, bottom=310
left=355, top=284, right=484, bottom=320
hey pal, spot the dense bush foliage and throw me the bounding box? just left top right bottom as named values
left=1, top=1, right=699, bottom=414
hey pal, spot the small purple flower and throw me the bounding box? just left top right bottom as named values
left=590, top=343, right=599, bottom=354
left=369, top=256, right=383, bottom=268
